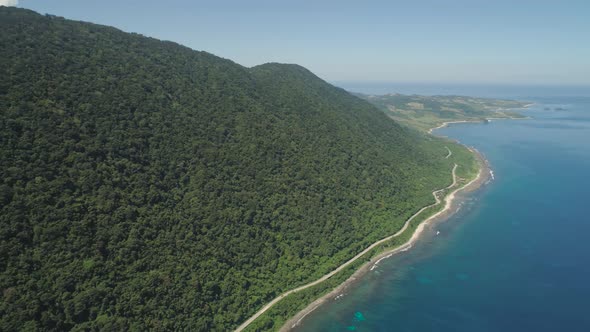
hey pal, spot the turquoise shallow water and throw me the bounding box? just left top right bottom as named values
left=297, top=95, right=590, bottom=331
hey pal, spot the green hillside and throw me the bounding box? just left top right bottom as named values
left=1, top=8, right=463, bottom=331
left=357, top=93, right=529, bottom=131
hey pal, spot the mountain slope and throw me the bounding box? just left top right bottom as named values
left=1, top=8, right=454, bottom=331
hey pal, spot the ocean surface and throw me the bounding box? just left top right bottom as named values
left=297, top=89, right=590, bottom=331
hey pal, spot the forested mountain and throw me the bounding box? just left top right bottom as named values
left=1, top=8, right=454, bottom=331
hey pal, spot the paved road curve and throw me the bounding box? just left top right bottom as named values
left=234, top=163, right=459, bottom=331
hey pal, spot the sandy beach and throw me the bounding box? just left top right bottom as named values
left=280, top=149, right=489, bottom=331
left=428, top=120, right=477, bottom=134
left=427, top=103, right=534, bottom=135
left=235, top=154, right=487, bottom=332
left=236, top=121, right=498, bottom=332
left=427, top=116, right=530, bottom=134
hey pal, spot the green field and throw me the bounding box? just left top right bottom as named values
left=357, top=93, right=529, bottom=131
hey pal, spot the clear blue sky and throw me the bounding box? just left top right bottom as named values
left=9, top=0, right=590, bottom=85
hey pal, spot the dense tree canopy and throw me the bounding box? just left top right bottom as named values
left=1, top=8, right=454, bottom=331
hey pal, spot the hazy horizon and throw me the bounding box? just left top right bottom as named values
left=333, top=81, right=590, bottom=98
left=7, top=0, right=590, bottom=86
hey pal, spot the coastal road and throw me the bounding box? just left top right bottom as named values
left=234, top=163, right=459, bottom=332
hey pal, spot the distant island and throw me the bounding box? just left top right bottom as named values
left=356, top=93, right=531, bottom=132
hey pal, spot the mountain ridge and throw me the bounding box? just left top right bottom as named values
left=1, top=7, right=459, bottom=331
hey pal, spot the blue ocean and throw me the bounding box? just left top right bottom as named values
left=297, top=86, right=590, bottom=331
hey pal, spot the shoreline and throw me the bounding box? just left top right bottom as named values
left=236, top=161, right=469, bottom=332
left=427, top=116, right=530, bottom=134
left=427, top=103, right=535, bottom=134
left=280, top=150, right=490, bottom=331
left=274, top=103, right=532, bottom=331
left=237, top=110, right=510, bottom=331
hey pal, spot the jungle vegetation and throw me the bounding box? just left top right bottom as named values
left=1, top=8, right=466, bottom=331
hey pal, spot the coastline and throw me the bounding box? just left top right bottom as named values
left=428, top=120, right=478, bottom=134
left=280, top=149, right=489, bottom=331
left=236, top=102, right=532, bottom=332
left=427, top=116, right=530, bottom=134
left=427, top=103, right=535, bottom=134
left=238, top=109, right=513, bottom=331
left=236, top=161, right=470, bottom=332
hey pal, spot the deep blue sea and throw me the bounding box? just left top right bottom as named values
left=297, top=86, right=590, bottom=331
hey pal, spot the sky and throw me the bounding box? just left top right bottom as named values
left=7, top=0, right=590, bottom=85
